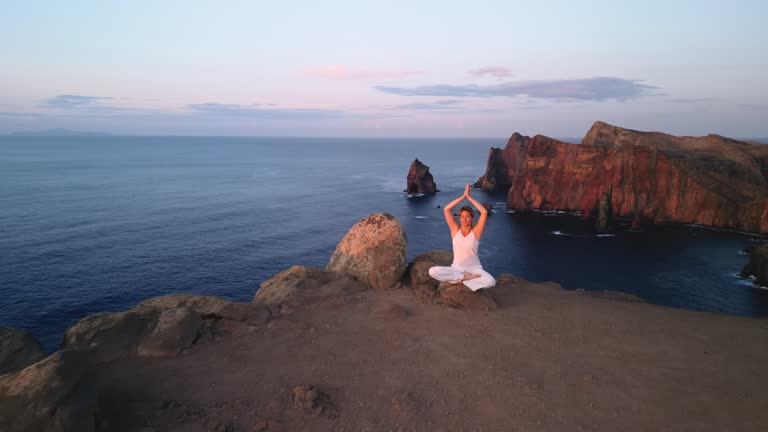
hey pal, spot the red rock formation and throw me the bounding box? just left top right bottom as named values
left=475, top=121, right=768, bottom=234
left=406, top=159, right=438, bottom=194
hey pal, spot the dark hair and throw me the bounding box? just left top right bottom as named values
left=459, top=206, right=474, bottom=218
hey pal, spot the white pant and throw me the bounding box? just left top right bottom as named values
left=428, top=264, right=496, bottom=291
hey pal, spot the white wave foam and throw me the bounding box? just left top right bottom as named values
left=596, top=234, right=616, bottom=237
left=415, top=216, right=428, bottom=219
left=552, top=230, right=573, bottom=236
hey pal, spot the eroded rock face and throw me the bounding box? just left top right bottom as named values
left=475, top=121, right=768, bottom=234
left=137, top=307, right=201, bottom=357
left=326, top=213, right=407, bottom=289
left=0, top=350, right=97, bottom=432
left=292, top=384, right=336, bottom=417
left=139, top=294, right=271, bottom=324
left=61, top=311, right=152, bottom=363
left=61, top=295, right=271, bottom=362
left=253, top=265, right=366, bottom=308
left=438, top=284, right=498, bottom=311
left=576, top=289, right=646, bottom=303
left=0, top=327, right=45, bottom=376
left=406, top=158, right=437, bottom=194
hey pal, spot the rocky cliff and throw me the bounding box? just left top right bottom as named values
left=475, top=121, right=768, bottom=233
left=405, top=158, right=437, bottom=194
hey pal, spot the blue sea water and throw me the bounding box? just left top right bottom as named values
left=2, top=135, right=767, bottom=352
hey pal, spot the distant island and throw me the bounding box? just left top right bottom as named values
left=8, top=128, right=111, bottom=137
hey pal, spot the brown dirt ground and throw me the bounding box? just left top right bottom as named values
left=93, top=275, right=768, bottom=432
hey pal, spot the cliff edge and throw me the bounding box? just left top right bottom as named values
left=2, top=214, right=767, bottom=431
left=475, top=121, right=768, bottom=233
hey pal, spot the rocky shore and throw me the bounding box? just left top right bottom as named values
left=2, top=213, right=768, bottom=431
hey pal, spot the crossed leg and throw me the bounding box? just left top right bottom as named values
left=428, top=265, right=496, bottom=291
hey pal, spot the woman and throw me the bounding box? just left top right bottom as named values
left=428, top=183, right=496, bottom=291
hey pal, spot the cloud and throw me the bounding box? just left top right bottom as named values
left=513, top=105, right=550, bottom=110
left=0, top=111, right=43, bottom=117
left=42, top=94, right=112, bottom=109
left=664, top=98, right=718, bottom=103
left=29, top=95, right=373, bottom=122
left=738, top=103, right=768, bottom=111
left=186, top=103, right=348, bottom=120
left=469, top=67, right=514, bottom=78
left=304, top=64, right=421, bottom=80
left=395, top=100, right=464, bottom=110
left=376, top=77, right=657, bottom=101
left=39, top=95, right=159, bottom=115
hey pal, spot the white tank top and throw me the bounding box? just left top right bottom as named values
left=452, top=230, right=482, bottom=268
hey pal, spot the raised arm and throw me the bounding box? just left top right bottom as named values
left=465, top=184, right=488, bottom=240
left=442, top=185, right=468, bottom=236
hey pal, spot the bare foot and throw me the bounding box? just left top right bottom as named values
left=463, top=272, right=480, bottom=281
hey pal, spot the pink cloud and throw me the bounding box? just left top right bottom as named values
left=469, top=67, right=514, bottom=78
left=304, top=65, right=421, bottom=80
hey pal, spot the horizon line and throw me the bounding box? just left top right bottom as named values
left=4, top=133, right=768, bottom=143
left=0, top=132, right=530, bottom=141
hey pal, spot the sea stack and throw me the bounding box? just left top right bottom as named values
left=594, top=190, right=614, bottom=233
left=740, top=243, right=768, bottom=286
left=474, top=121, right=768, bottom=234
left=405, top=158, right=438, bottom=194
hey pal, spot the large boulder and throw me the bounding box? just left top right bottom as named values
left=405, top=159, right=438, bottom=194
left=254, top=265, right=366, bottom=307
left=406, top=250, right=453, bottom=301
left=326, top=213, right=407, bottom=290
left=408, top=261, right=440, bottom=301
left=0, top=327, right=45, bottom=376
left=412, top=249, right=453, bottom=266
left=0, top=350, right=98, bottom=432
left=409, top=261, right=438, bottom=288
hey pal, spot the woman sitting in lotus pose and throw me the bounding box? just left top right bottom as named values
left=428, top=183, right=496, bottom=291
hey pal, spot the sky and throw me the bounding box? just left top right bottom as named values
left=1, top=0, right=766, bottom=138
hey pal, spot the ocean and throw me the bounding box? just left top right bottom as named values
left=2, top=135, right=767, bottom=352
